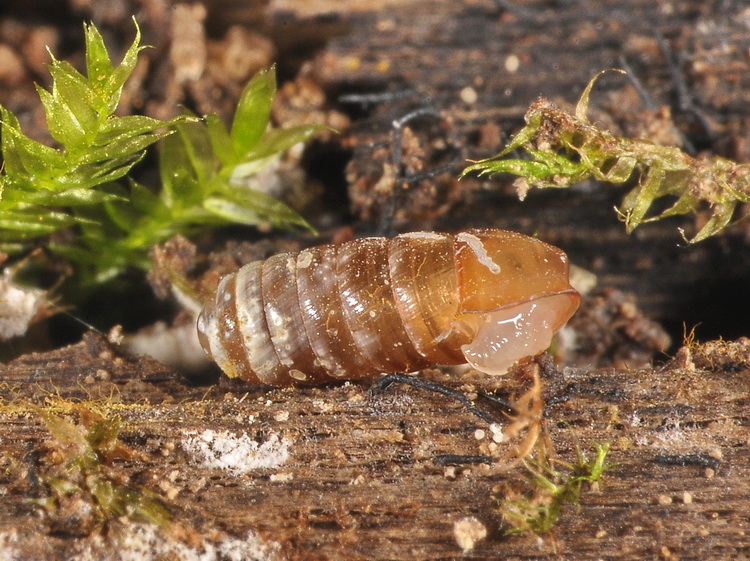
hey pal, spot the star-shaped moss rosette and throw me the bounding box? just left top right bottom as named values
left=0, top=20, right=323, bottom=285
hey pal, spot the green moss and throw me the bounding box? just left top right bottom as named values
left=499, top=441, right=612, bottom=536
left=463, top=69, right=749, bottom=243
left=31, top=403, right=172, bottom=531
left=0, top=19, right=324, bottom=287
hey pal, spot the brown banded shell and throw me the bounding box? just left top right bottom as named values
left=197, top=229, right=581, bottom=386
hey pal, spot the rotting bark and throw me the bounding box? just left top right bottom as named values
left=0, top=334, right=748, bottom=560
left=1, top=0, right=750, bottom=559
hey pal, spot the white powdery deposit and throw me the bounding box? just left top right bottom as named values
left=182, top=429, right=291, bottom=476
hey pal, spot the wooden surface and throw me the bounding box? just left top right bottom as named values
left=1, top=0, right=750, bottom=559
left=0, top=334, right=748, bottom=560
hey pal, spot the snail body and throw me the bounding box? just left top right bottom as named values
left=197, top=229, right=580, bottom=386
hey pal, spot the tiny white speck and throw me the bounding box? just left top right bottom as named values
left=460, top=86, right=478, bottom=104
left=504, top=54, right=520, bottom=73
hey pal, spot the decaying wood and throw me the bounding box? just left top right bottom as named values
left=0, top=334, right=748, bottom=559
left=1, top=0, right=750, bottom=559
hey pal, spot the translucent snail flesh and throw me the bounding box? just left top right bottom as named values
left=197, top=229, right=581, bottom=386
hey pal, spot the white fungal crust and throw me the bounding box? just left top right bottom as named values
left=198, top=229, right=581, bottom=385
left=0, top=270, right=46, bottom=341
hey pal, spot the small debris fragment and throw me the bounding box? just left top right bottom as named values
left=460, top=86, right=478, bottom=105
left=160, top=442, right=176, bottom=458
left=504, top=54, right=520, bottom=73
left=453, top=516, right=487, bottom=553
left=273, top=410, right=290, bottom=422
left=170, top=3, right=207, bottom=84
left=107, top=325, right=125, bottom=345
left=489, top=423, right=505, bottom=443
left=657, top=494, right=673, bottom=506
left=349, top=474, right=366, bottom=485
left=269, top=472, right=293, bottom=483
left=660, top=545, right=677, bottom=560
left=0, top=270, right=48, bottom=341
left=708, top=448, right=723, bottom=461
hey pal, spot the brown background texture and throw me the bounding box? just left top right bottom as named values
left=1, top=1, right=749, bottom=559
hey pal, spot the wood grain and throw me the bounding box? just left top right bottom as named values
left=1, top=0, right=750, bottom=559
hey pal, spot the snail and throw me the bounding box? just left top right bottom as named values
left=197, top=229, right=580, bottom=386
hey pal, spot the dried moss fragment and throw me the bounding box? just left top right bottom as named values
left=464, top=70, right=750, bottom=243
left=31, top=403, right=171, bottom=533
left=499, top=441, right=612, bottom=536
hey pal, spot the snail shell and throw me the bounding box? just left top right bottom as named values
left=197, top=229, right=580, bottom=386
